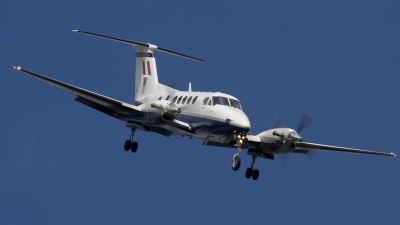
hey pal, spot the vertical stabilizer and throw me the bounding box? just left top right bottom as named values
left=134, top=45, right=159, bottom=102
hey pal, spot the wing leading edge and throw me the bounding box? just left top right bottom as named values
left=7, top=66, right=141, bottom=120
left=296, top=141, right=396, bottom=157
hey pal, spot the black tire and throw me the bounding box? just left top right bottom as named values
left=124, top=140, right=131, bottom=151
left=131, top=141, right=138, bottom=153
left=231, top=157, right=241, bottom=171
left=245, top=168, right=253, bottom=179
left=252, top=169, right=259, bottom=180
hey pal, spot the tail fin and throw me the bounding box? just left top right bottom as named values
left=72, top=30, right=203, bottom=103
left=134, top=47, right=159, bottom=101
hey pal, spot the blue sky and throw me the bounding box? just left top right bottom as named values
left=1, top=1, right=399, bottom=224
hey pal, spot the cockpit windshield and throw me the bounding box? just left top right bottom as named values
left=213, top=96, right=229, bottom=106
left=211, top=96, right=243, bottom=110
left=229, top=99, right=242, bottom=110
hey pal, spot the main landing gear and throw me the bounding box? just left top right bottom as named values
left=231, top=132, right=259, bottom=180
left=124, top=128, right=138, bottom=153
left=231, top=149, right=260, bottom=180
left=245, top=156, right=259, bottom=180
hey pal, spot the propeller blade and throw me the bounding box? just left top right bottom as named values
left=162, top=80, right=178, bottom=89
left=307, top=150, right=318, bottom=160
left=274, top=153, right=289, bottom=164
left=297, top=111, right=315, bottom=133
left=270, top=115, right=286, bottom=129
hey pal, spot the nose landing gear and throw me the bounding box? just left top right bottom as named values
left=231, top=147, right=241, bottom=171
left=231, top=132, right=246, bottom=171
left=124, top=128, right=138, bottom=153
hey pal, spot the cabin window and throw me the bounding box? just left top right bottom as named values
left=172, top=96, right=178, bottom=103
left=182, top=96, right=187, bottom=104
left=187, top=96, right=192, bottom=104
left=177, top=96, right=183, bottom=104
left=158, top=96, right=162, bottom=100
left=192, top=96, right=198, bottom=104
left=229, top=99, right=243, bottom=110
left=166, top=95, right=170, bottom=101
left=213, top=96, right=230, bottom=106
left=203, top=97, right=210, bottom=105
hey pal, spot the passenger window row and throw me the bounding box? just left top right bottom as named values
left=167, top=95, right=198, bottom=105
left=157, top=95, right=241, bottom=110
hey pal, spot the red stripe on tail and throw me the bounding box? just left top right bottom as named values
left=147, top=61, right=152, bottom=75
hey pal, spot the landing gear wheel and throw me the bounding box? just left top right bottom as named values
left=231, top=157, right=241, bottom=171
left=131, top=141, right=138, bottom=153
left=245, top=168, right=253, bottom=179
left=252, top=169, right=259, bottom=180
left=124, top=140, right=131, bottom=151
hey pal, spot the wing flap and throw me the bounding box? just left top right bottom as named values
left=75, top=96, right=121, bottom=118
left=296, top=142, right=396, bottom=157
left=8, top=66, right=141, bottom=119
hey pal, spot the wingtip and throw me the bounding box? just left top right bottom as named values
left=392, top=153, right=397, bottom=157
left=7, top=66, right=21, bottom=71
left=71, top=29, right=79, bottom=32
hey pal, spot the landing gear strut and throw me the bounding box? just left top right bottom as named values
left=231, top=132, right=246, bottom=171
left=245, top=156, right=259, bottom=180
left=231, top=147, right=241, bottom=171
left=124, top=128, right=138, bottom=153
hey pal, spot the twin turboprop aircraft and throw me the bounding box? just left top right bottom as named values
left=8, top=30, right=396, bottom=181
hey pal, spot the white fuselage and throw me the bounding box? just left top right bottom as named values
left=134, top=90, right=251, bottom=142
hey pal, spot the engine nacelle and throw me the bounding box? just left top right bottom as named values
left=139, top=100, right=181, bottom=123
left=246, top=128, right=300, bottom=154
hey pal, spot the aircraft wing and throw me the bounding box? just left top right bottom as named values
left=8, top=66, right=141, bottom=120
left=203, top=139, right=396, bottom=157
left=296, top=141, right=396, bottom=157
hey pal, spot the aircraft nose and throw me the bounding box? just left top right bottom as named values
left=238, top=112, right=251, bottom=130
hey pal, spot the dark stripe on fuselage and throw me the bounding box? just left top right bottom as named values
left=126, top=111, right=249, bottom=136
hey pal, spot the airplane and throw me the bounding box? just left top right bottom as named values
left=7, top=30, right=396, bottom=181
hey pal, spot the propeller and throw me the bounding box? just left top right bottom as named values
left=162, top=79, right=178, bottom=89
left=297, top=111, right=315, bottom=133
left=270, top=115, right=286, bottom=129
left=297, top=111, right=318, bottom=160
left=271, top=111, right=315, bottom=163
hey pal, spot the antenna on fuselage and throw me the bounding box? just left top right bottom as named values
left=71, top=30, right=204, bottom=62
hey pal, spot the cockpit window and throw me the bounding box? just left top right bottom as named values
left=213, top=96, right=230, bottom=106
left=229, top=99, right=242, bottom=110
left=203, top=97, right=210, bottom=105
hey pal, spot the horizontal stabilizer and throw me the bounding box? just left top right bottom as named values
left=72, top=30, right=204, bottom=62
